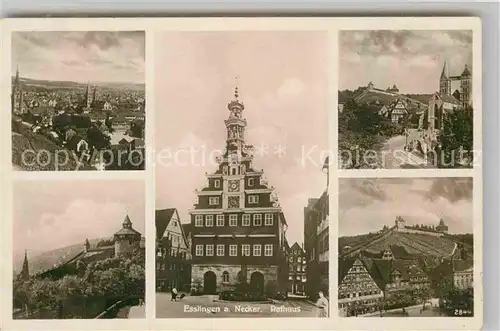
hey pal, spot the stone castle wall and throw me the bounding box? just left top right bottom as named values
left=115, top=239, right=140, bottom=257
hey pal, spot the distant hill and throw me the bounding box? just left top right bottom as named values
left=13, top=237, right=111, bottom=276
left=13, top=77, right=144, bottom=91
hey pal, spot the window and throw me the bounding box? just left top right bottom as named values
left=242, top=214, right=251, bottom=226
left=195, top=245, right=203, bottom=256
left=205, top=215, right=214, bottom=227
left=264, top=213, right=273, bottom=226
left=253, top=244, right=262, bottom=256
left=248, top=195, right=259, bottom=204
left=195, top=215, right=203, bottom=227
left=229, top=214, right=238, bottom=226
left=214, top=179, right=221, bottom=188
left=217, top=244, right=225, bottom=256
left=209, top=197, right=220, bottom=205
left=173, top=221, right=177, bottom=227
left=253, top=214, right=262, bottom=226
left=229, top=244, right=237, bottom=256
left=216, top=214, right=224, bottom=227
left=296, top=265, right=301, bottom=272
left=264, top=244, right=273, bottom=256
left=222, top=271, right=230, bottom=282
left=206, top=244, right=214, bottom=256
left=248, top=178, right=255, bottom=187
left=242, top=244, right=250, bottom=256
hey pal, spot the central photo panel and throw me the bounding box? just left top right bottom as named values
left=154, top=31, right=330, bottom=318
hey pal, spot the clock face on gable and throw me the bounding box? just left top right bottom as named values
left=228, top=180, right=240, bottom=192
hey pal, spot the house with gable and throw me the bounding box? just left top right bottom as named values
left=155, top=208, right=191, bottom=292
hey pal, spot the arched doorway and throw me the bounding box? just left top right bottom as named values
left=250, top=271, right=265, bottom=294
left=203, top=271, right=217, bottom=294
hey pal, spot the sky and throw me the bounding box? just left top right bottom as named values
left=13, top=180, right=145, bottom=256
left=154, top=32, right=329, bottom=246
left=339, top=30, right=473, bottom=93
left=339, top=177, right=474, bottom=236
left=11, top=31, right=145, bottom=83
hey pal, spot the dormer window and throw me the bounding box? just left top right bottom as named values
left=248, top=178, right=255, bottom=187
left=214, top=179, right=221, bottom=188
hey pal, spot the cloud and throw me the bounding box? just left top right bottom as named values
left=339, top=178, right=473, bottom=236
left=12, top=31, right=145, bottom=83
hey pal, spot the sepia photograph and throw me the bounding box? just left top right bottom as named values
left=11, top=31, right=145, bottom=171
left=12, top=180, right=146, bottom=319
left=154, top=31, right=330, bottom=318
left=338, top=178, right=474, bottom=318
left=338, top=30, right=474, bottom=169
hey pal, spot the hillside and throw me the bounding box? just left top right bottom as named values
left=340, top=228, right=463, bottom=259
left=14, top=77, right=144, bottom=91
left=13, top=238, right=111, bottom=275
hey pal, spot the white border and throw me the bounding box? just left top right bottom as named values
left=0, top=17, right=482, bottom=331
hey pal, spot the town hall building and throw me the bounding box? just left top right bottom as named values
left=189, top=87, right=289, bottom=296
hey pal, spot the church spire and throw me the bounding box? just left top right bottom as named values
left=440, top=60, right=449, bottom=79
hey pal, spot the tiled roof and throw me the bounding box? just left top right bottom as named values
left=440, top=94, right=461, bottom=105
left=114, top=227, right=141, bottom=236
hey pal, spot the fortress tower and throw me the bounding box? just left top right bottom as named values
left=114, top=215, right=141, bottom=257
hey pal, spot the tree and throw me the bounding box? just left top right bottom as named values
left=439, top=107, right=473, bottom=168
left=338, top=100, right=386, bottom=169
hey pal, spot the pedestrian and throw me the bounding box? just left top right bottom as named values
left=171, top=287, right=178, bottom=302
left=315, top=291, right=329, bottom=318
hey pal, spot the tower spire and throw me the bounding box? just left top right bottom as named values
left=20, top=249, right=29, bottom=280
left=440, top=60, right=448, bottom=79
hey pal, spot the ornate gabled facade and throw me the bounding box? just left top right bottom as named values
left=287, top=242, right=307, bottom=294
left=189, top=87, right=288, bottom=296
left=338, top=258, right=384, bottom=316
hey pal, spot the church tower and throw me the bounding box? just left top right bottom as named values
left=19, top=250, right=30, bottom=280
left=439, top=61, right=451, bottom=96
left=460, top=64, right=472, bottom=107
left=84, top=82, right=92, bottom=108
left=11, top=65, right=24, bottom=114
left=114, top=215, right=141, bottom=257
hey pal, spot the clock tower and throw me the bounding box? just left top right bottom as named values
left=189, top=85, right=289, bottom=297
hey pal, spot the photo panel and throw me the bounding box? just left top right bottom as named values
left=12, top=179, right=146, bottom=319
left=338, top=177, right=475, bottom=318
left=338, top=30, right=474, bottom=170
left=11, top=31, right=146, bottom=171
left=153, top=31, right=330, bottom=318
